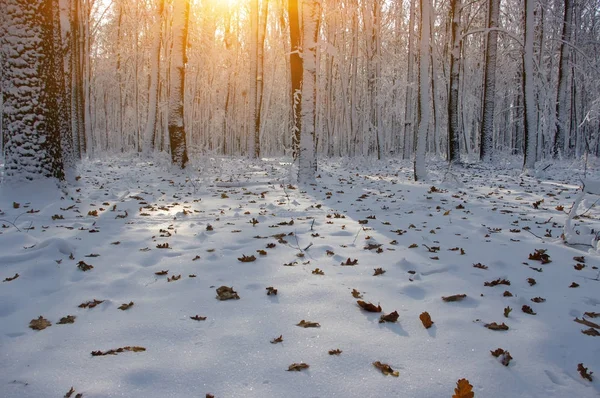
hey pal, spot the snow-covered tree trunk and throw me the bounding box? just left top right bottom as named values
left=523, top=0, right=537, bottom=171
left=143, top=0, right=164, bottom=156
left=298, top=0, right=320, bottom=184
left=553, top=0, right=573, bottom=158
left=168, top=0, right=190, bottom=168
left=288, top=0, right=302, bottom=158
left=447, top=0, right=461, bottom=163
left=254, top=0, right=268, bottom=159
left=414, top=0, right=430, bottom=182
left=248, top=0, right=258, bottom=158
left=1, top=0, right=65, bottom=181
left=403, top=0, right=417, bottom=160
left=480, top=0, right=500, bottom=163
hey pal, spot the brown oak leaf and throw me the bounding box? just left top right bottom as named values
left=578, top=363, right=593, bottom=381
left=419, top=312, right=434, bottom=328
left=216, top=286, right=240, bottom=300
left=379, top=311, right=399, bottom=323
left=118, top=301, right=134, bottom=311
left=287, top=363, right=309, bottom=371
left=329, top=349, right=342, bottom=355
left=270, top=335, right=283, bottom=344
left=442, top=294, right=467, bottom=302
left=297, top=320, right=320, bottom=328
left=357, top=300, right=382, bottom=313
left=372, top=361, right=399, bottom=377
left=29, top=316, right=51, bottom=331
left=57, top=315, right=76, bottom=324
left=452, top=378, right=474, bottom=398
left=485, top=322, right=509, bottom=331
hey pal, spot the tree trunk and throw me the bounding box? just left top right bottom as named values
left=414, top=0, right=430, bottom=182
left=168, top=0, right=190, bottom=168
left=298, top=0, right=320, bottom=184
left=553, top=0, right=573, bottom=158
left=1, top=0, right=64, bottom=181
left=480, top=0, right=500, bottom=162
left=143, top=0, right=165, bottom=156
left=288, top=0, right=302, bottom=158
left=447, top=0, right=461, bottom=163
left=523, top=0, right=537, bottom=171
left=404, top=0, right=417, bottom=160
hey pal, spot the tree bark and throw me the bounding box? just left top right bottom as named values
left=288, top=0, right=303, bottom=158
left=480, top=0, right=500, bottom=162
left=553, top=0, right=573, bottom=158
left=414, top=0, right=430, bottom=182
left=447, top=0, right=461, bottom=163
left=523, top=0, right=537, bottom=171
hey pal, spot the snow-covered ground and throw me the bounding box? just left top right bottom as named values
left=1, top=155, right=599, bottom=398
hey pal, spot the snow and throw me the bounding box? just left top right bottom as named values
left=0, top=156, right=599, bottom=397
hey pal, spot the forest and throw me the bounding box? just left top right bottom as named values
left=2, top=0, right=600, bottom=182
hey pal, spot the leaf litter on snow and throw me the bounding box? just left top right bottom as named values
left=1, top=157, right=599, bottom=397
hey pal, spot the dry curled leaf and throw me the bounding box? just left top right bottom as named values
left=503, top=290, right=513, bottom=297
left=216, top=286, right=240, bottom=300
left=531, top=297, right=546, bottom=303
left=77, top=261, right=94, bottom=271
left=419, top=312, right=434, bottom=328
left=484, top=278, right=510, bottom=287
left=574, top=317, right=600, bottom=329
left=156, top=243, right=170, bottom=249
left=452, top=378, right=474, bottom=398
left=485, top=322, right=509, bottom=331
left=357, top=300, right=382, bottom=313
left=155, top=270, right=168, bottom=275
left=91, top=346, right=146, bottom=356
left=297, top=320, right=320, bottom=328
left=270, top=335, right=283, bottom=344
left=341, top=258, right=358, bottom=266
left=238, top=254, right=257, bottom=263
left=372, top=361, right=399, bottom=377
left=379, top=311, right=399, bottom=323
left=266, top=286, right=278, bottom=295
left=312, top=268, right=324, bottom=275
left=57, top=315, right=76, bottom=324
left=351, top=289, right=363, bottom=299
left=527, top=278, right=537, bottom=286
left=473, top=263, right=488, bottom=270
left=2, top=273, right=19, bottom=282
left=118, top=301, right=134, bottom=311
left=79, top=299, right=104, bottom=309
left=491, top=348, right=513, bottom=366
left=582, top=328, right=600, bottom=336
left=329, top=349, right=342, bottom=355
left=573, top=256, right=585, bottom=263
left=521, top=305, right=536, bottom=315
left=528, top=249, right=551, bottom=264
left=287, top=363, right=309, bottom=371
left=373, top=268, right=386, bottom=276
left=584, top=312, right=600, bottom=318
left=29, top=316, right=51, bottom=331
left=569, top=282, right=579, bottom=288
left=504, top=306, right=512, bottom=318
left=442, top=294, right=467, bottom=302
left=167, top=274, right=181, bottom=282
left=191, top=315, right=207, bottom=321
left=578, top=363, right=593, bottom=381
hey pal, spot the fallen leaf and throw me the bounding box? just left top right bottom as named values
left=473, top=263, right=488, bottom=270
left=91, top=346, right=146, bottom=356
left=155, top=270, right=169, bottom=275
left=503, top=291, right=513, bottom=297
left=341, top=258, right=358, bottom=266
left=312, top=268, right=324, bottom=275
left=238, top=254, right=257, bottom=262
left=573, top=256, right=585, bottom=263
left=419, top=312, right=434, bottom=328
left=297, top=320, right=320, bottom=328
left=527, top=278, right=537, bottom=286
left=167, top=274, right=181, bottom=282
left=372, top=361, right=399, bottom=377
left=452, top=378, right=474, bottom=398
left=522, top=305, right=536, bottom=315
left=379, top=311, right=399, bottom=323
left=528, top=249, right=551, bottom=264
left=578, top=363, right=593, bottom=381
left=484, top=278, right=510, bottom=287
left=191, top=315, right=207, bottom=321
left=271, top=335, right=283, bottom=344
left=531, top=297, right=546, bottom=303
left=29, top=316, right=51, bottom=331
left=256, top=250, right=267, bottom=256
left=574, top=317, right=600, bottom=329
left=357, top=300, right=382, bottom=313
left=77, top=261, right=94, bottom=271
left=373, top=267, right=386, bottom=276
left=156, top=243, right=170, bottom=249
left=2, top=273, right=19, bottom=282
left=584, top=312, right=600, bottom=318
left=287, top=363, right=309, bottom=371
left=485, top=322, right=509, bottom=331
left=57, top=315, right=76, bottom=324
left=442, top=294, right=467, bottom=302
left=569, top=282, right=579, bottom=288
left=118, top=301, right=134, bottom=311
left=504, top=307, right=512, bottom=318
left=329, top=349, right=342, bottom=355
left=582, top=328, right=600, bottom=336
left=266, top=286, right=278, bottom=295
left=79, top=299, right=104, bottom=309
left=216, top=286, right=240, bottom=300
left=351, top=289, right=363, bottom=299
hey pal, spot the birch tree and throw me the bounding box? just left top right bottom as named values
left=168, top=0, right=190, bottom=168
left=447, top=0, right=462, bottom=163
left=1, top=0, right=65, bottom=181
left=298, top=0, right=320, bottom=183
